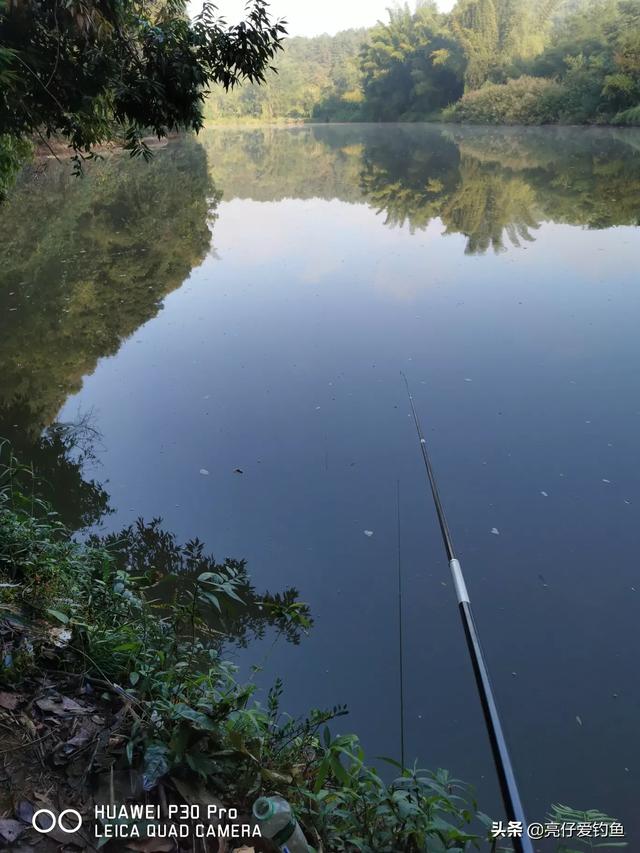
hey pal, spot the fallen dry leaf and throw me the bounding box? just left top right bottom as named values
left=36, top=695, right=92, bottom=715
left=49, top=626, right=73, bottom=648
left=0, top=690, right=23, bottom=710
left=15, top=800, right=35, bottom=824
left=0, top=818, right=26, bottom=844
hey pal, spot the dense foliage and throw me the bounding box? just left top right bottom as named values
left=204, top=28, right=367, bottom=122
left=0, top=0, right=285, bottom=158
left=443, top=75, right=565, bottom=124
left=360, top=4, right=464, bottom=120
left=207, top=0, right=640, bottom=125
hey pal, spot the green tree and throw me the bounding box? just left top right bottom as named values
left=0, top=0, right=285, bottom=161
left=525, top=0, right=640, bottom=122
left=361, top=2, right=464, bottom=120
left=450, top=0, right=499, bottom=89
left=451, top=0, right=562, bottom=89
left=205, top=29, right=367, bottom=122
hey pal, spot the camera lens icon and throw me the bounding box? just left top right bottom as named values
left=32, top=809, right=83, bottom=834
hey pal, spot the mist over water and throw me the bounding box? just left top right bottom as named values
left=2, top=124, right=639, bottom=840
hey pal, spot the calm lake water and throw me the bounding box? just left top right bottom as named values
left=2, top=124, right=640, bottom=840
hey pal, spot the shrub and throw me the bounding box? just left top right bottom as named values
left=612, top=105, right=640, bottom=125
left=444, top=76, right=565, bottom=125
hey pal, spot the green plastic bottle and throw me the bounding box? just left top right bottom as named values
left=252, top=796, right=314, bottom=853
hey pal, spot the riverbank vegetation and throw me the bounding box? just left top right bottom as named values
left=0, top=0, right=285, bottom=156
left=206, top=0, right=640, bottom=127
left=0, top=0, right=286, bottom=195
left=0, top=444, right=489, bottom=851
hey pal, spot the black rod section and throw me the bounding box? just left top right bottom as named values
left=401, top=372, right=533, bottom=853
left=396, top=479, right=406, bottom=769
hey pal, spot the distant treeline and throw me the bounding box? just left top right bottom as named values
left=205, top=0, right=640, bottom=126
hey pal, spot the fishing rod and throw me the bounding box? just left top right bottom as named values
left=401, top=372, right=533, bottom=853
left=396, top=479, right=406, bottom=769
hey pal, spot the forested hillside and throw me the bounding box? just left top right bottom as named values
left=205, top=0, right=640, bottom=125
left=204, top=30, right=367, bottom=122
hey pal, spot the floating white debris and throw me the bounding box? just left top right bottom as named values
left=541, top=491, right=549, bottom=497
left=315, top=406, right=321, bottom=410
left=464, top=378, right=473, bottom=382
left=602, top=479, right=611, bottom=484
left=490, top=527, right=500, bottom=536
left=199, top=469, right=210, bottom=476
left=363, top=530, right=374, bottom=538
left=576, top=715, right=583, bottom=727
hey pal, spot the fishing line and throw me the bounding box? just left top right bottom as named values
left=401, top=371, right=533, bottom=853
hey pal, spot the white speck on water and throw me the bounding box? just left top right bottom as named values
left=420, top=438, right=426, bottom=444
left=364, top=530, right=374, bottom=538
left=490, top=527, right=500, bottom=536
left=199, top=469, right=210, bottom=476
left=315, top=406, right=321, bottom=410
left=602, top=479, right=611, bottom=484
left=464, top=377, right=473, bottom=382
left=576, top=715, right=583, bottom=727
left=541, top=491, right=549, bottom=497
left=624, top=499, right=631, bottom=505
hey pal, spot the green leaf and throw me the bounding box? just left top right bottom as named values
left=142, top=743, right=170, bottom=790
left=174, top=704, right=217, bottom=730
left=46, top=608, right=69, bottom=624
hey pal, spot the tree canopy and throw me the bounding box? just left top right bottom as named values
left=0, top=0, right=286, bottom=161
